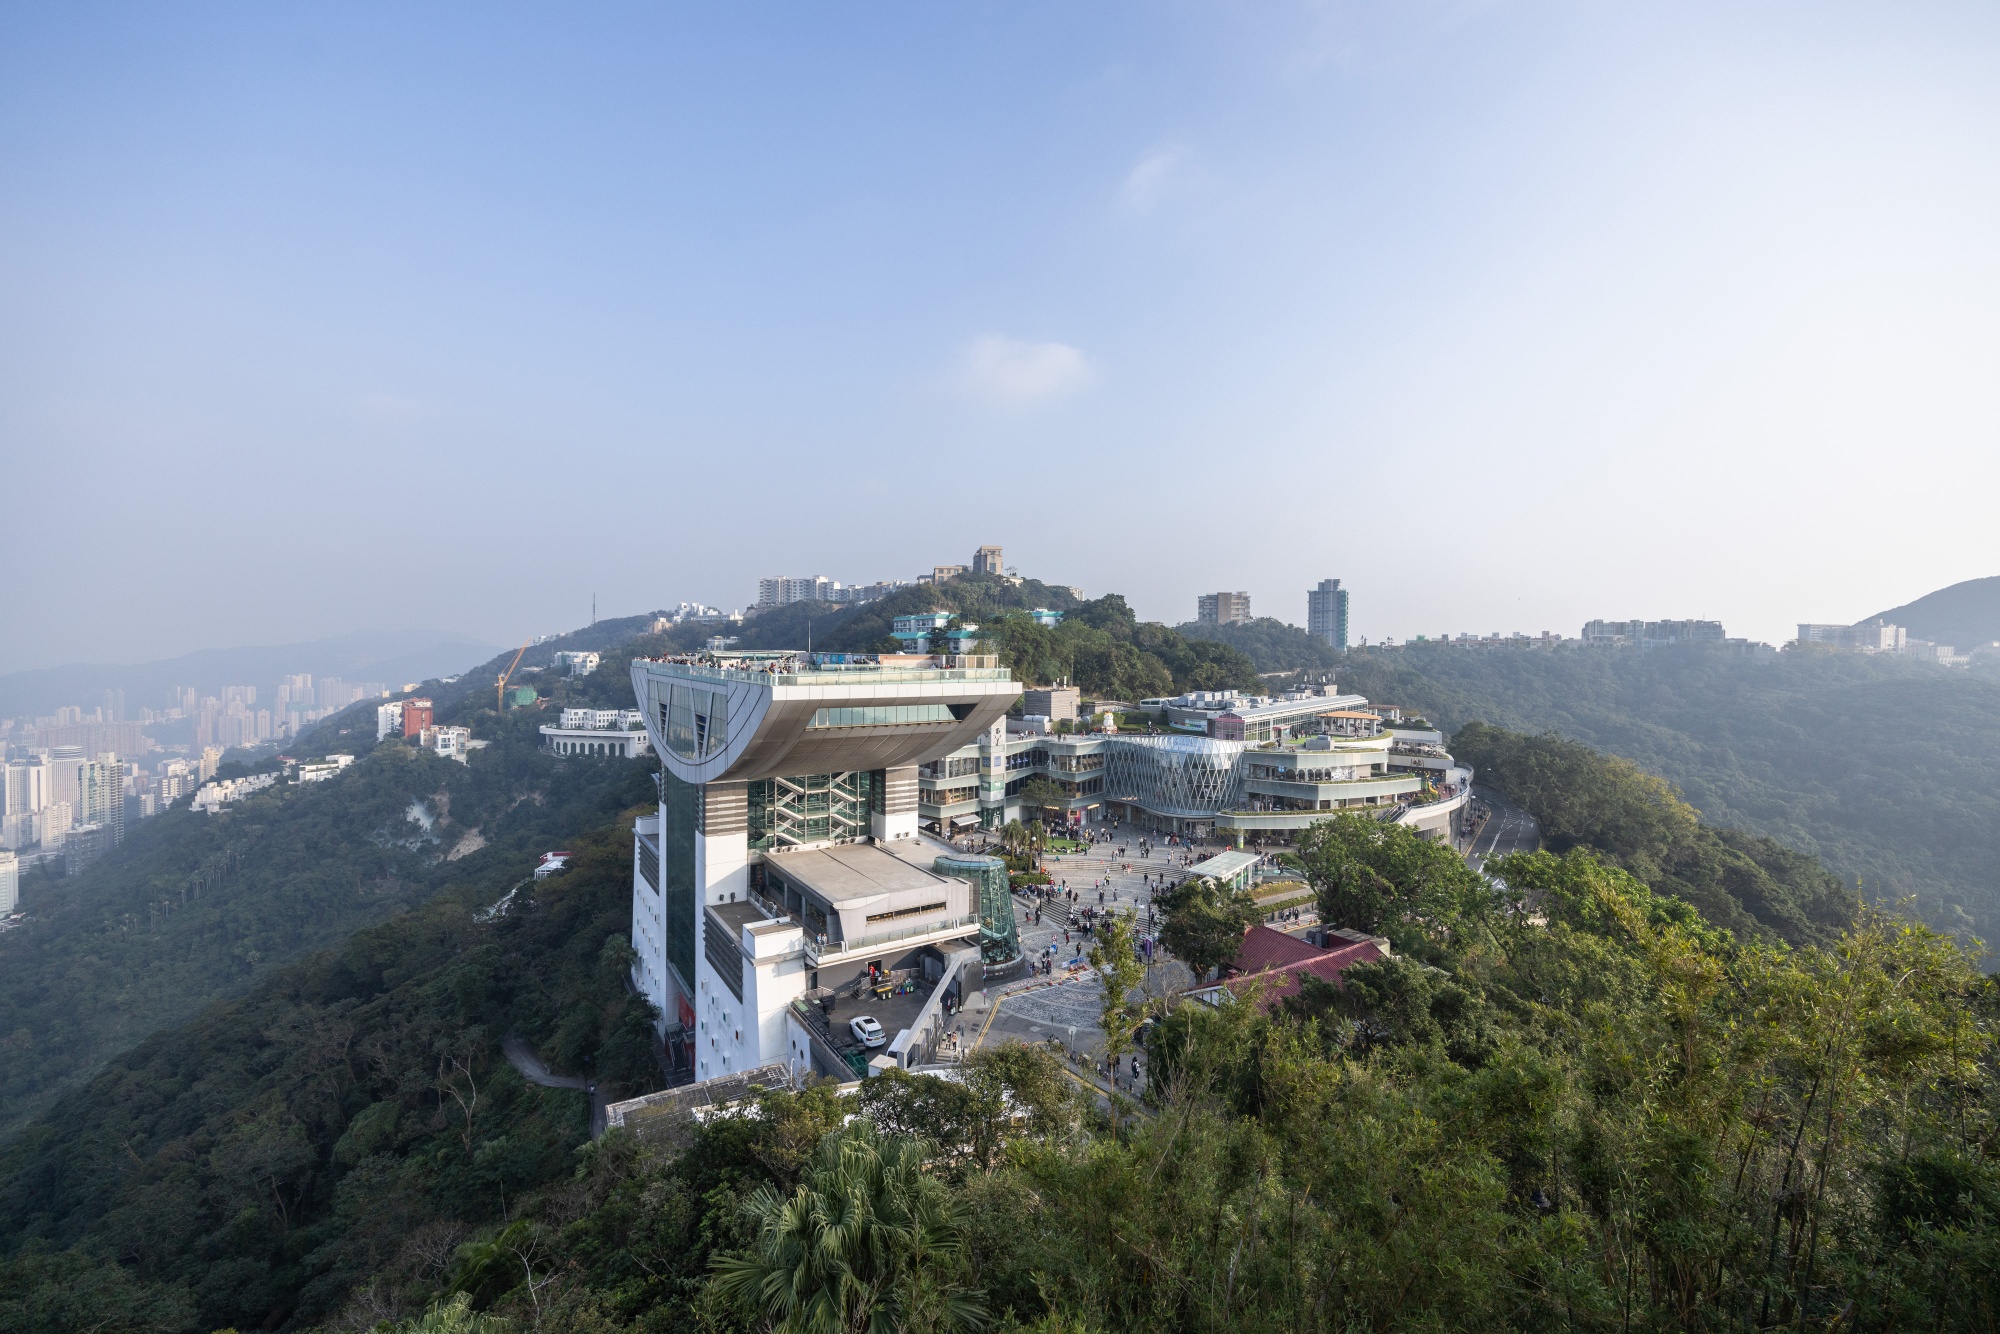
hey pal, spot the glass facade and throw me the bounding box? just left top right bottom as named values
left=935, top=853, right=1019, bottom=968
left=663, top=769, right=698, bottom=993
left=659, top=682, right=731, bottom=762
left=1103, top=735, right=1247, bottom=818
left=808, top=704, right=955, bottom=728
left=747, top=771, right=876, bottom=850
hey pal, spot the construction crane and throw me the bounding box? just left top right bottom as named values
left=496, top=638, right=532, bottom=714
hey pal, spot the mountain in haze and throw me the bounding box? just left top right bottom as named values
left=1866, top=574, right=2000, bottom=651
left=0, top=628, right=505, bottom=717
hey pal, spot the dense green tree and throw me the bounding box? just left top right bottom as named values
left=1015, top=775, right=1067, bottom=826
left=1294, top=812, right=1488, bottom=947
left=1156, top=876, right=1259, bottom=981
left=1173, top=616, right=1343, bottom=673
left=709, top=1121, right=989, bottom=1334
left=1452, top=721, right=1858, bottom=946
left=857, top=1046, right=1077, bottom=1176
left=1337, top=641, right=1995, bottom=943
left=0, top=690, right=655, bottom=1140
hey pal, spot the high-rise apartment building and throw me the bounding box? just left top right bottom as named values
left=1307, top=579, right=1350, bottom=651
left=1197, top=591, right=1253, bottom=626
left=48, top=746, right=85, bottom=818
left=0, top=848, right=17, bottom=914
left=402, top=698, right=435, bottom=737
left=42, top=800, right=72, bottom=850
left=80, top=754, right=124, bottom=844
left=1, top=755, right=51, bottom=850
left=757, top=576, right=833, bottom=609
left=972, top=545, right=1004, bottom=576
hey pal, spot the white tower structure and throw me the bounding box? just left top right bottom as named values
left=628, top=651, right=1019, bottom=1085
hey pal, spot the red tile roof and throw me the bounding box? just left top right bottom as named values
left=1228, top=924, right=1327, bottom=976
left=1207, top=936, right=1385, bottom=1010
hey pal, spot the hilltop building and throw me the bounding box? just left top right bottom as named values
left=889, top=613, right=985, bottom=655
left=1197, top=591, right=1252, bottom=625
left=627, top=651, right=1019, bottom=1084
left=541, top=708, right=654, bottom=758
left=1307, top=579, right=1350, bottom=650
left=911, top=687, right=1470, bottom=846
left=1020, top=687, right=1080, bottom=724
left=1798, top=619, right=1905, bottom=653
left=755, top=576, right=911, bottom=612
left=1583, top=620, right=1726, bottom=648
left=296, top=754, right=354, bottom=783
left=1795, top=618, right=1965, bottom=666
left=421, top=725, right=473, bottom=763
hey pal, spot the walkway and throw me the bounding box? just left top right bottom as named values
left=502, top=1033, right=608, bottom=1137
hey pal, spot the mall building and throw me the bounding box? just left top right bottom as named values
left=915, top=684, right=1472, bottom=846
left=627, top=651, right=1021, bottom=1085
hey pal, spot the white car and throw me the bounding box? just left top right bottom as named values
left=849, top=1015, right=888, bottom=1049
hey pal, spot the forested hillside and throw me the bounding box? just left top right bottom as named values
left=6, top=734, right=1991, bottom=1333
left=1175, top=615, right=1343, bottom=673
left=1334, top=644, right=2000, bottom=947
left=663, top=574, right=1262, bottom=698
left=0, top=647, right=658, bottom=1140
left=0, top=812, right=659, bottom=1332
left=1452, top=722, right=1856, bottom=947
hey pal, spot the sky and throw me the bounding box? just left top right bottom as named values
left=4, top=1, right=2000, bottom=671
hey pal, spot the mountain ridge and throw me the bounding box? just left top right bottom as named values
left=1865, top=573, right=2000, bottom=651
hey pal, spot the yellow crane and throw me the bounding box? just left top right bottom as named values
left=496, top=638, right=532, bottom=714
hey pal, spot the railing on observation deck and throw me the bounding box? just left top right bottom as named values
left=803, top=913, right=981, bottom=965
left=637, top=659, right=1012, bottom=687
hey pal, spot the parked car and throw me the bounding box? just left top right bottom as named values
left=849, top=1015, right=887, bottom=1049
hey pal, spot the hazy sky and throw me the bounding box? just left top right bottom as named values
left=5, top=2, right=1999, bottom=671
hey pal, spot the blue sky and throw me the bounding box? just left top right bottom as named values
left=5, top=2, right=2000, bottom=669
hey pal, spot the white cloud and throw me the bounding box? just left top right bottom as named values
left=1119, top=144, right=1187, bottom=212
left=956, top=335, right=1097, bottom=405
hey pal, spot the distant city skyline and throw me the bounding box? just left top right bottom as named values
left=6, top=5, right=2000, bottom=667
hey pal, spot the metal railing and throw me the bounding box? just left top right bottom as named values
left=640, top=661, right=1013, bottom=687
left=803, top=913, right=981, bottom=965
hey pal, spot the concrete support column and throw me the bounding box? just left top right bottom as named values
left=873, top=766, right=919, bottom=841
left=696, top=780, right=750, bottom=904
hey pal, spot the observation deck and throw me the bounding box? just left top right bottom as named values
left=631, top=652, right=1020, bottom=785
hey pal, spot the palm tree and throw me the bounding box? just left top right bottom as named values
left=999, top=819, right=1028, bottom=860
left=712, top=1122, right=988, bottom=1334
left=1022, top=817, right=1048, bottom=869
